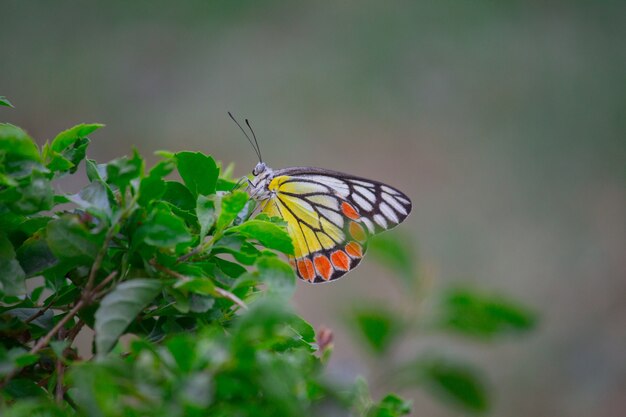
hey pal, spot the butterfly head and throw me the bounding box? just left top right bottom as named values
left=248, top=162, right=274, bottom=201
left=252, top=162, right=267, bottom=176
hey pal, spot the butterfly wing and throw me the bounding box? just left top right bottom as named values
left=261, top=167, right=412, bottom=283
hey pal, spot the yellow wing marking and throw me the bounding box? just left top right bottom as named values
left=261, top=176, right=345, bottom=258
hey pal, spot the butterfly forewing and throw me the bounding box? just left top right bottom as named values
left=260, top=167, right=412, bottom=283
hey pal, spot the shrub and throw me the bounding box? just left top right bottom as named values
left=0, top=110, right=536, bottom=416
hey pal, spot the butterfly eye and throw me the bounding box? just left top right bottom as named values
left=253, top=162, right=266, bottom=176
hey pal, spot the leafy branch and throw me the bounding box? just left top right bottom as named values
left=0, top=119, right=410, bottom=417
left=0, top=109, right=535, bottom=417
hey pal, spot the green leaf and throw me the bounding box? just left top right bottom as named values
left=233, top=300, right=316, bottom=352
left=15, top=234, right=58, bottom=277
left=47, top=123, right=102, bottom=174
left=94, top=278, right=163, bottom=354
left=1, top=171, right=53, bottom=214
left=0, top=123, right=40, bottom=162
left=162, top=181, right=196, bottom=211
left=196, top=194, right=220, bottom=239
left=176, top=152, right=219, bottom=196
left=211, top=243, right=259, bottom=266
left=138, top=159, right=175, bottom=207
left=165, top=334, right=197, bottom=373
left=368, top=394, right=412, bottom=417
left=439, top=288, right=537, bottom=339
left=215, top=191, right=248, bottom=231
left=0, top=348, right=39, bottom=377
left=134, top=203, right=192, bottom=248
left=0, top=233, right=26, bottom=296
left=106, top=148, right=143, bottom=191
left=216, top=177, right=239, bottom=191
left=46, top=214, right=103, bottom=262
left=349, top=306, right=402, bottom=354
left=214, top=257, right=247, bottom=278
left=189, top=294, right=215, bottom=313
left=50, top=340, right=69, bottom=359
left=416, top=358, right=489, bottom=413
left=0, top=96, right=14, bottom=108
left=369, top=233, right=415, bottom=286
left=42, top=142, right=73, bottom=172
left=3, top=378, right=46, bottom=399
left=13, top=353, right=39, bottom=368
left=68, top=180, right=113, bottom=218
left=255, top=256, right=296, bottom=297
left=226, top=219, right=294, bottom=255
left=5, top=308, right=53, bottom=331
left=50, top=124, right=102, bottom=153
left=174, top=277, right=215, bottom=295
left=85, top=159, right=107, bottom=182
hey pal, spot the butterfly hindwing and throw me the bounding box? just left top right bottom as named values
left=260, top=167, right=412, bottom=283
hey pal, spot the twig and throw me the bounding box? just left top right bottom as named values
left=85, top=230, right=116, bottom=293
left=1, top=200, right=135, bottom=390
left=85, top=195, right=137, bottom=292
left=24, top=296, right=57, bottom=324
left=177, top=244, right=204, bottom=263
left=29, top=299, right=86, bottom=355
left=66, top=320, right=85, bottom=345
left=0, top=270, right=119, bottom=388
left=63, top=391, right=78, bottom=411
left=213, top=286, right=249, bottom=311
left=151, top=261, right=248, bottom=311
left=55, top=356, right=64, bottom=403
left=92, top=270, right=119, bottom=294
left=32, top=270, right=117, bottom=355
left=176, top=236, right=213, bottom=263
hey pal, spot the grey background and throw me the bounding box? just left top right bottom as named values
left=2, top=2, right=625, bottom=416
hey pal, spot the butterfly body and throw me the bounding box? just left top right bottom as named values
left=248, top=162, right=412, bottom=283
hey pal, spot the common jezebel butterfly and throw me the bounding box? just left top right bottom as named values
left=230, top=113, right=412, bottom=283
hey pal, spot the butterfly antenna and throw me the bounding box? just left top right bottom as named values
left=245, top=118, right=263, bottom=163
left=228, top=112, right=262, bottom=162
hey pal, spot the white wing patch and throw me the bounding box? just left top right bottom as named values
left=353, top=193, right=373, bottom=212
left=383, top=193, right=408, bottom=216
left=373, top=214, right=388, bottom=229
left=302, top=175, right=350, bottom=197
left=352, top=179, right=374, bottom=187
left=360, top=217, right=376, bottom=233
left=319, top=207, right=344, bottom=227
left=382, top=185, right=402, bottom=196
left=354, top=185, right=376, bottom=203
left=380, top=202, right=399, bottom=224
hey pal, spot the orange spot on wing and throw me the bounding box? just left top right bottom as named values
left=349, top=221, right=367, bottom=242
left=314, top=255, right=333, bottom=281
left=297, top=258, right=315, bottom=281
left=341, top=202, right=360, bottom=220
left=345, top=242, right=363, bottom=258
left=330, top=250, right=350, bottom=271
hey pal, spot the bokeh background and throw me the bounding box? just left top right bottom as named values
left=2, top=2, right=625, bottom=416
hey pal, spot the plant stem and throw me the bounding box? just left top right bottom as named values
left=85, top=195, right=137, bottom=292
left=66, top=320, right=85, bottom=346
left=24, top=297, right=56, bottom=324
left=0, top=271, right=119, bottom=389
left=30, top=300, right=85, bottom=355
left=177, top=235, right=214, bottom=263
left=55, top=357, right=64, bottom=403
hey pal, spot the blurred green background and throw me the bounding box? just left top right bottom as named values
left=2, top=1, right=625, bottom=415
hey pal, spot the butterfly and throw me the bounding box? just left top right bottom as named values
left=229, top=113, right=412, bottom=283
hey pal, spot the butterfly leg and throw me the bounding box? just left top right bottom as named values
left=243, top=195, right=272, bottom=222
left=230, top=176, right=250, bottom=192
